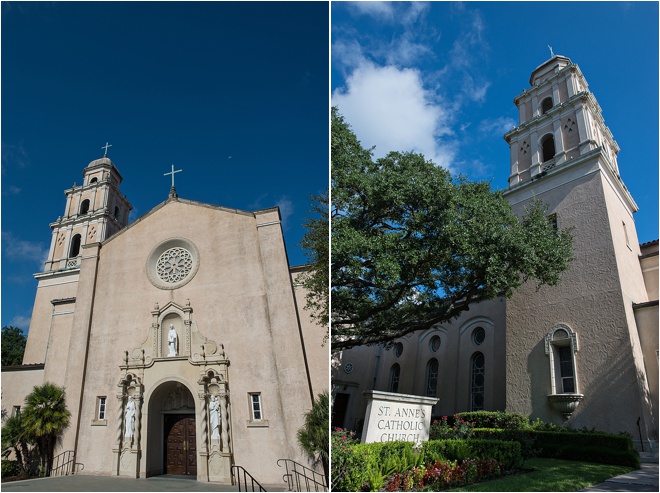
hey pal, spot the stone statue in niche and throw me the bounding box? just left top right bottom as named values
left=125, top=396, right=136, bottom=437
left=167, top=324, right=178, bottom=356
left=209, top=394, right=220, bottom=439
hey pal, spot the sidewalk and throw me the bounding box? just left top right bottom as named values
left=0, top=475, right=287, bottom=492
left=581, top=453, right=659, bottom=492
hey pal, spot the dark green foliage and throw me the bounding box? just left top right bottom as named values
left=462, top=439, right=523, bottom=469
left=1, top=326, right=27, bottom=366
left=331, top=109, right=573, bottom=349
left=533, top=430, right=639, bottom=467
left=1, top=412, right=34, bottom=474
left=21, top=383, right=71, bottom=476
left=472, top=427, right=639, bottom=468
left=1, top=459, right=22, bottom=477
left=331, top=438, right=521, bottom=491
left=298, top=190, right=329, bottom=332
left=457, top=411, right=529, bottom=430
left=297, top=391, right=329, bottom=482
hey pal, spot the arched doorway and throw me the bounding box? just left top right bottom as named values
left=146, top=381, right=197, bottom=477
left=164, top=414, right=197, bottom=475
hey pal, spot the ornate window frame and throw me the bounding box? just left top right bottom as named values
left=146, top=237, right=200, bottom=290
left=545, top=323, right=583, bottom=419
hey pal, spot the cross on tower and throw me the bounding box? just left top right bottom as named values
left=102, top=142, right=112, bottom=157
left=164, top=164, right=183, bottom=198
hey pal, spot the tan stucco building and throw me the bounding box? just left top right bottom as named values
left=2, top=158, right=328, bottom=485
left=332, top=56, right=658, bottom=452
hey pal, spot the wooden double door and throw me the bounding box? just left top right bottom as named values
left=164, top=414, right=197, bottom=476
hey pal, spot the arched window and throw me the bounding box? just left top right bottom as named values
left=541, top=97, right=553, bottom=115
left=389, top=364, right=400, bottom=393
left=69, top=234, right=82, bottom=258
left=541, top=134, right=555, bottom=162
left=545, top=324, right=579, bottom=394
left=470, top=352, right=485, bottom=411
left=425, top=358, right=438, bottom=397
left=90, top=177, right=98, bottom=184
left=114, top=206, right=120, bottom=219
left=79, top=199, right=90, bottom=215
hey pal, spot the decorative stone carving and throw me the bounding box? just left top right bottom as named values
left=124, top=396, right=136, bottom=437
left=547, top=393, right=584, bottom=419
left=167, top=324, right=178, bottom=356
left=209, top=394, right=221, bottom=439
left=162, top=384, right=195, bottom=411
left=146, top=237, right=200, bottom=290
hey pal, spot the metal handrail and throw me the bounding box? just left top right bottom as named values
left=277, top=459, right=327, bottom=492
left=231, top=465, right=267, bottom=492
left=49, top=450, right=83, bottom=476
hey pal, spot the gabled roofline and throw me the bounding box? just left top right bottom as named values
left=101, top=196, right=280, bottom=246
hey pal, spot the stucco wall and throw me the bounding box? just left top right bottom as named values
left=23, top=271, right=79, bottom=365
left=65, top=200, right=315, bottom=483
left=504, top=162, right=652, bottom=440
left=334, top=299, right=506, bottom=436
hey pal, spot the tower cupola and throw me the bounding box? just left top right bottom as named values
left=504, top=55, right=621, bottom=187
left=43, top=151, right=133, bottom=272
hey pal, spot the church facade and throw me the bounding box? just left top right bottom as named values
left=2, top=157, right=328, bottom=484
left=332, top=56, right=658, bottom=452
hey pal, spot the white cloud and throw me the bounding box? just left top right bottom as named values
left=347, top=1, right=396, bottom=21
left=275, top=197, right=294, bottom=229
left=332, top=63, right=456, bottom=169
left=1, top=231, right=49, bottom=267
left=10, top=315, right=31, bottom=330
left=478, top=116, right=517, bottom=137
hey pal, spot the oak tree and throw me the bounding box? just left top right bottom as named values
left=331, top=109, right=573, bottom=350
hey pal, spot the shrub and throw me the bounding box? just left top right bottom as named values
left=333, top=435, right=522, bottom=491
left=1, top=459, right=21, bottom=478
left=471, top=427, right=639, bottom=468
left=534, top=430, right=639, bottom=467
left=457, top=410, right=530, bottom=430
left=430, top=415, right=475, bottom=440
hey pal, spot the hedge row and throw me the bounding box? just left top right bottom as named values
left=456, top=411, right=529, bottom=430
left=472, top=428, right=639, bottom=468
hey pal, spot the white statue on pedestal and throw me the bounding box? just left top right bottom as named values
left=209, top=394, right=220, bottom=439
left=167, top=324, right=178, bottom=356
left=125, top=396, right=136, bottom=437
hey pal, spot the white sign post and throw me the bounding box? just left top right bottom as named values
left=361, top=390, right=438, bottom=444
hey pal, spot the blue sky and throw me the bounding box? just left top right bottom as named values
left=332, top=1, right=658, bottom=240
left=1, top=2, right=329, bottom=331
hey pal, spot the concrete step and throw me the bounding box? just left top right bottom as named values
left=639, top=452, right=659, bottom=464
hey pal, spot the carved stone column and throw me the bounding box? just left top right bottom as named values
left=198, top=392, right=209, bottom=455
left=219, top=389, right=230, bottom=452
left=133, top=393, right=143, bottom=450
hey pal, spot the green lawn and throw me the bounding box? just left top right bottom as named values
left=449, top=458, right=633, bottom=492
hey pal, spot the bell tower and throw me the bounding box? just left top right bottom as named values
left=502, top=55, right=656, bottom=447
left=504, top=54, right=624, bottom=187
left=43, top=151, right=133, bottom=272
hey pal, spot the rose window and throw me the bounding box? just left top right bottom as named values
left=156, top=247, right=193, bottom=283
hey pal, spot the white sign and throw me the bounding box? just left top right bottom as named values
left=361, top=390, right=438, bottom=444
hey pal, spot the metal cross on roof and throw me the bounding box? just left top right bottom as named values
left=164, top=164, right=183, bottom=188
left=102, top=142, right=112, bottom=157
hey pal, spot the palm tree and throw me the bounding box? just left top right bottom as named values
left=1, top=412, right=32, bottom=474
left=21, top=383, right=71, bottom=476
left=297, top=391, right=329, bottom=485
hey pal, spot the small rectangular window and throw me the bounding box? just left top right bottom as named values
left=622, top=221, right=630, bottom=248
left=97, top=396, right=107, bottom=420
left=249, top=393, right=262, bottom=421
